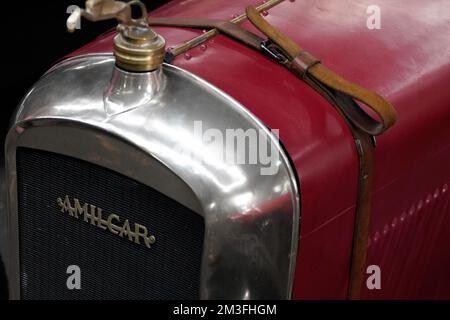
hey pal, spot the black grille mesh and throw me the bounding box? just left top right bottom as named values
left=16, top=147, right=204, bottom=300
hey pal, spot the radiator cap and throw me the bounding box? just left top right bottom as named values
left=67, top=0, right=166, bottom=72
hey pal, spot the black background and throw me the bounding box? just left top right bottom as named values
left=0, top=0, right=169, bottom=300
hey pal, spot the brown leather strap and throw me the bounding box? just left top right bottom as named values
left=151, top=14, right=397, bottom=136
left=150, top=17, right=262, bottom=50
left=246, top=6, right=397, bottom=136
left=245, top=6, right=386, bottom=299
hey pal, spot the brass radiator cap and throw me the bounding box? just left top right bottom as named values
left=67, top=0, right=166, bottom=72
left=114, top=24, right=165, bottom=72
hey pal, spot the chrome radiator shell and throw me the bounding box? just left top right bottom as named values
left=4, top=54, right=300, bottom=299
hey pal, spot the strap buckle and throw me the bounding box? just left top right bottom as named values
left=260, top=39, right=290, bottom=66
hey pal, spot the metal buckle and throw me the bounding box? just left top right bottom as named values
left=260, top=40, right=290, bottom=66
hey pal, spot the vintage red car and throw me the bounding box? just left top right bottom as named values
left=1, top=0, right=449, bottom=300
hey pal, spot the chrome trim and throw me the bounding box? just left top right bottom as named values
left=4, top=54, right=300, bottom=300
left=44, top=52, right=113, bottom=75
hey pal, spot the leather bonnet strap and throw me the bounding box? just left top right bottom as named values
left=151, top=12, right=397, bottom=136
left=150, top=17, right=262, bottom=50
left=245, top=6, right=397, bottom=136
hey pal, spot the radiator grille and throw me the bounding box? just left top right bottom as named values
left=16, top=147, right=204, bottom=300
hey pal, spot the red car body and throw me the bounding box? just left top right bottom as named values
left=67, top=0, right=450, bottom=299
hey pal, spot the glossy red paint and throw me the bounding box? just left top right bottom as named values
left=70, top=0, right=450, bottom=299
